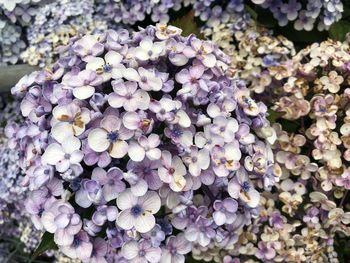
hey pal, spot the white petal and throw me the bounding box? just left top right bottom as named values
left=123, top=112, right=140, bottom=130
left=198, top=149, right=210, bottom=170
left=86, top=57, right=105, bottom=71
left=246, top=189, right=260, bottom=208
left=51, top=122, right=74, bottom=143
left=145, top=247, right=161, bottom=263
left=135, top=213, right=155, bottom=233
left=122, top=68, right=140, bottom=82
left=105, top=51, right=123, bottom=66
left=109, top=140, right=128, bottom=158
left=41, top=211, right=57, bottom=233
left=227, top=179, right=240, bottom=199
left=146, top=148, right=161, bottom=160
left=138, top=191, right=161, bottom=213
left=140, top=38, right=153, bottom=50
left=108, top=93, right=125, bottom=109
left=117, top=189, right=138, bottom=210
left=131, top=179, right=148, bottom=197
left=88, top=128, right=109, bottom=152
left=225, top=144, right=241, bottom=161
left=128, top=141, right=146, bottom=162
left=42, top=143, right=64, bottom=165
left=176, top=110, right=191, bottom=128
left=122, top=241, right=139, bottom=260
left=54, top=229, right=74, bottom=247
left=213, top=211, right=226, bottom=226
left=73, top=85, right=95, bottom=100
left=75, top=189, right=92, bottom=208
left=135, top=48, right=149, bottom=61
left=135, top=90, right=150, bottom=110
left=202, top=54, right=216, bottom=68
left=62, top=136, right=81, bottom=154
left=117, top=209, right=135, bottom=230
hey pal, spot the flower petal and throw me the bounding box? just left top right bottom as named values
left=88, top=128, right=109, bottom=153
left=122, top=241, right=139, bottom=260
left=73, top=86, right=95, bottom=100
left=128, top=141, right=146, bottom=162
left=116, top=189, right=138, bottom=210
left=109, top=140, right=128, bottom=158
left=116, top=209, right=135, bottom=230
left=42, top=143, right=64, bottom=165
left=138, top=191, right=161, bottom=214
left=134, top=213, right=155, bottom=233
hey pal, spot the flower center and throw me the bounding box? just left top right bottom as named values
left=72, top=237, right=81, bottom=247
left=143, top=167, right=151, bottom=175
left=242, top=181, right=250, bottom=192
left=171, top=126, right=183, bottom=138
left=131, top=204, right=143, bottom=217
left=243, top=97, right=253, bottom=106
left=108, top=179, right=115, bottom=185
left=107, top=131, right=119, bottom=142
left=220, top=157, right=226, bottom=164
left=139, top=249, right=146, bottom=257
left=103, top=63, right=112, bottom=73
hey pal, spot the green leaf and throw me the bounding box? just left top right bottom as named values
left=267, top=109, right=284, bottom=123
left=329, top=20, right=350, bottom=41
left=32, top=232, right=57, bottom=259
left=245, top=5, right=258, bottom=21
left=170, top=10, right=203, bottom=38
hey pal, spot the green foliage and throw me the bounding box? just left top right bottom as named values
left=329, top=20, right=350, bottom=41
left=267, top=109, right=284, bottom=124
left=31, top=232, right=57, bottom=259
left=170, top=10, right=204, bottom=38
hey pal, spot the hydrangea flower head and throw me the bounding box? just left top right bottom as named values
left=9, top=24, right=277, bottom=262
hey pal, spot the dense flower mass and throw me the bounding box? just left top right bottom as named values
left=189, top=0, right=252, bottom=32
left=21, top=0, right=108, bottom=67
left=272, top=39, right=350, bottom=204
left=206, top=24, right=296, bottom=95
left=0, top=1, right=346, bottom=67
left=262, top=39, right=350, bottom=262
left=8, top=24, right=279, bottom=262
left=0, top=16, right=26, bottom=65
left=96, top=0, right=182, bottom=26
left=0, top=98, right=41, bottom=255
left=251, top=0, right=344, bottom=31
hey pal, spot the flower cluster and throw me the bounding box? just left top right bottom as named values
left=250, top=39, right=350, bottom=262
left=0, top=98, right=43, bottom=257
left=21, top=0, right=108, bottom=67
left=189, top=0, right=252, bottom=33
left=272, top=39, right=350, bottom=191
left=96, top=0, right=182, bottom=26
left=0, top=16, right=26, bottom=65
left=8, top=24, right=278, bottom=262
left=211, top=24, right=296, bottom=95
left=0, top=0, right=43, bottom=65
left=222, top=189, right=349, bottom=263
left=251, top=0, right=344, bottom=31
left=0, top=0, right=41, bottom=12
